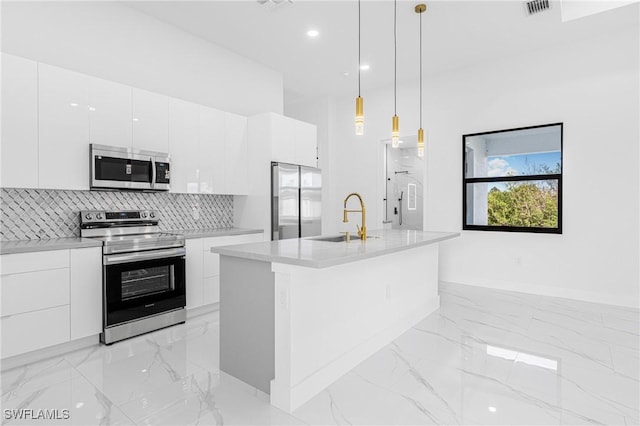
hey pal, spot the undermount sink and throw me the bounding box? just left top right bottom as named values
left=309, top=234, right=377, bottom=242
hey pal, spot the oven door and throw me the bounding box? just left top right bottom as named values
left=103, top=248, right=186, bottom=327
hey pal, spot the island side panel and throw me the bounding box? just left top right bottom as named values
left=270, top=243, right=440, bottom=412
left=219, top=255, right=275, bottom=394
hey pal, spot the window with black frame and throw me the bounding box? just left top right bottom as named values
left=463, top=123, right=563, bottom=234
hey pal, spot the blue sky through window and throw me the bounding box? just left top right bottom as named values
left=487, top=151, right=561, bottom=191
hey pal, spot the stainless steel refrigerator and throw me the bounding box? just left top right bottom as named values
left=271, top=162, right=322, bottom=240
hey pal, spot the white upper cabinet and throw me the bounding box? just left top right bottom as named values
left=268, top=113, right=317, bottom=168
left=38, top=64, right=90, bottom=190
left=169, top=98, right=200, bottom=193
left=270, top=114, right=296, bottom=165
left=294, top=120, right=317, bottom=168
left=224, top=112, right=248, bottom=195
left=88, top=77, right=132, bottom=148
left=199, top=107, right=226, bottom=194
left=132, top=88, right=169, bottom=153
left=1, top=53, right=38, bottom=188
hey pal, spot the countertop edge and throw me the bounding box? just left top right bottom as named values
left=212, top=232, right=460, bottom=268
left=179, top=228, right=264, bottom=239
left=0, top=238, right=104, bottom=255
left=1, top=228, right=265, bottom=255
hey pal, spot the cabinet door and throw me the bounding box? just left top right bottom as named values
left=203, top=276, right=220, bottom=305
left=88, top=77, right=132, bottom=148
left=169, top=99, right=200, bottom=193
left=185, top=239, right=204, bottom=309
left=270, top=114, right=295, bottom=164
left=1, top=306, right=70, bottom=359
left=1, top=53, right=38, bottom=188
left=38, top=64, right=90, bottom=190
left=224, top=112, right=248, bottom=195
left=202, top=233, right=265, bottom=305
left=294, top=120, right=318, bottom=168
left=70, top=247, right=102, bottom=340
left=132, top=88, right=169, bottom=153
left=199, top=107, right=225, bottom=194
left=1, top=268, right=69, bottom=317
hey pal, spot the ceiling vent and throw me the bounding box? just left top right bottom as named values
left=524, top=0, right=550, bottom=15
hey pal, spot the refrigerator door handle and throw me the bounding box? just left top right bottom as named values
left=272, top=163, right=279, bottom=241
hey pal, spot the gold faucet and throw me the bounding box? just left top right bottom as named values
left=343, top=193, right=367, bottom=240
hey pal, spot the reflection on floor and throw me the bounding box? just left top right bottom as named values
left=2, top=283, right=638, bottom=425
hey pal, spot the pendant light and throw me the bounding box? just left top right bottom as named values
left=355, top=0, right=364, bottom=135
left=416, top=3, right=426, bottom=157
left=391, top=0, right=400, bottom=148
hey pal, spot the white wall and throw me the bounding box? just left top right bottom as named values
left=1, top=2, right=283, bottom=116
left=296, top=26, right=639, bottom=307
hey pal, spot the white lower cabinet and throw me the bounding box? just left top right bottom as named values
left=70, top=247, right=102, bottom=340
left=185, top=238, right=204, bottom=309
left=1, top=306, right=71, bottom=359
left=0, top=268, right=69, bottom=317
left=185, top=233, right=264, bottom=309
left=0, top=247, right=102, bottom=359
left=203, top=276, right=221, bottom=306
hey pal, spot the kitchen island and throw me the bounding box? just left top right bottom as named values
left=211, top=229, right=459, bottom=412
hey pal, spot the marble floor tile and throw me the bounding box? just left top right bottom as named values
left=73, top=340, right=208, bottom=407
left=2, top=283, right=638, bottom=425
left=1, top=374, right=134, bottom=425
left=2, top=358, right=79, bottom=404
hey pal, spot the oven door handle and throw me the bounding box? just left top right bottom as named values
left=104, top=247, right=186, bottom=265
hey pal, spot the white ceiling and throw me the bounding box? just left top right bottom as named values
left=123, top=1, right=638, bottom=100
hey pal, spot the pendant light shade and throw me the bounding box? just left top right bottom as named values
left=392, top=115, right=400, bottom=148
left=355, top=0, right=364, bottom=135
left=416, top=3, right=426, bottom=157
left=355, top=96, right=364, bottom=135
left=391, top=0, right=400, bottom=147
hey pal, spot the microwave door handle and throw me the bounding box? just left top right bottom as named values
left=150, top=157, right=156, bottom=189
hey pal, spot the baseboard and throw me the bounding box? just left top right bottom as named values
left=187, top=302, right=219, bottom=319
left=1, top=335, right=98, bottom=372
left=439, top=280, right=640, bottom=310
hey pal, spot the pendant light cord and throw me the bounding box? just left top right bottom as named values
left=394, top=0, right=397, bottom=115
left=419, top=9, right=422, bottom=128
left=358, top=0, right=361, bottom=97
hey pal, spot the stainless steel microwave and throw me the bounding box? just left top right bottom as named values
left=90, top=144, right=171, bottom=191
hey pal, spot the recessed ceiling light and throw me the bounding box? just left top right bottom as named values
left=307, top=29, right=319, bottom=38
left=359, top=64, right=370, bottom=71
left=342, top=71, right=350, bottom=77
left=488, top=406, right=497, bottom=413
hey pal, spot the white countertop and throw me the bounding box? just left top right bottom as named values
left=211, top=229, right=459, bottom=268
left=0, top=228, right=263, bottom=255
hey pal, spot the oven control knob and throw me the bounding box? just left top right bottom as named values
left=141, top=212, right=148, bottom=218
left=96, top=213, right=103, bottom=220
left=85, top=213, right=93, bottom=220
left=149, top=212, right=156, bottom=219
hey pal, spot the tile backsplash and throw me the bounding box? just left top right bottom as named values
left=1, top=188, right=233, bottom=240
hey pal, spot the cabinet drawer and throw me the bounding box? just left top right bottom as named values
left=1, top=250, right=69, bottom=275
left=203, top=251, right=220, bottom=278
left=203, top=276, right=220, bottom=305
left=1, top=268, right=70, bottom=317
left=1, top=305, right=70, bottom=358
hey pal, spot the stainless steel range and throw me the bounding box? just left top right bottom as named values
left=80, top=210, right=186, bottom=344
